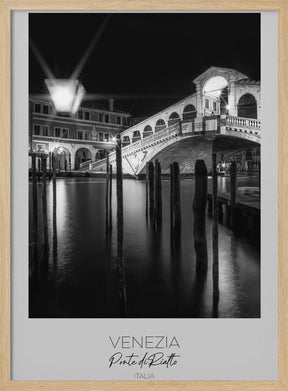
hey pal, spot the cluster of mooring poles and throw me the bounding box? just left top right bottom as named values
left=30, top=151, right=58, bottom=281
left=30, top=141, right=246, bottom=317
left=192, top=156, right=239, bottom=309
left=143, top=154, right=240, bottom=313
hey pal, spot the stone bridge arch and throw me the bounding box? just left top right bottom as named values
left=137, top=133, right=260, bottom=176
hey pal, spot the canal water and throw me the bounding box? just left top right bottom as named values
left=29, top=177, right=260, bottom=318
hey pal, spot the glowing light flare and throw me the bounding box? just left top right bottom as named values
left=30, top=39, right=55, bottom=80
left=111, top=137, right=117, bottom=143
left=45, top=79, right=85, bottom=114
left=70, top=15, right=111, bottom=80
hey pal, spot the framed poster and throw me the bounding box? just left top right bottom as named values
left=0, top=1, right=287, bottom=390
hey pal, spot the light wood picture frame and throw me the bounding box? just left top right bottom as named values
left=0, top=0, right=287, bottom=390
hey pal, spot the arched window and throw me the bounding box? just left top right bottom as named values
left=143, top=125, right=153, bottom=138
left=122, top=135, right=131, bottom=145
left=168, top=112, right=180, bottom=126
left=237, top=94, right=257, bottom=119
left=183, top=104, right=196, bottom=120
left=75, top=148, right=92, bottom=169
left=155, top=119, right=166, bottom=132
left=55, top=147, right=71, bottom=171
left=132, top=130, right=141, bottom=143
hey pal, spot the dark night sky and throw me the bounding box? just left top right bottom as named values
left=29, top=13, right=260, bottom=118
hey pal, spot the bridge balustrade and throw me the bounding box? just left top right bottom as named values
left=226, top=115, right=261, bottom=131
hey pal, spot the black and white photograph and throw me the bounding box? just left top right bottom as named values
left=29, top=12, right=261, bottom=319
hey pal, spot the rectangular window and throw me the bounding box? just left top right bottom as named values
left=116, top=116, right=121, bottom=125
left=99, top=132, right=103, bottom=141
left=43, top=105, right=49, bottom=114
left=205, top=99, right=209, bottom=110
left=98, top=113, right=103, bottom=122
left=42, top=125, right=49, bottom=136
left=54, top=127, right=61, bottom=137
left=33, top=124, right=40, bottom=135
left=62, top=128, right=69, bottom=138
left=77, top=130, right=90, bottom=140
left=34, top=103, right=41, bottom=113
left=105, top=114, right=109, bottom=123
left=78, top=110, right=83, bottom=119
left=84, top=111, right=90, bottom=120
left=104, top=133, right=109, bottom=141
left=213, top=101, right=217, bottom=112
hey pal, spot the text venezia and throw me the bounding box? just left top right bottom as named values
left=108, top=336, right=180, bottom=369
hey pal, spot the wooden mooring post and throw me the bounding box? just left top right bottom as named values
left=148, top=161, right=155, bottom=219
left=105, top=153, right=110, bottom=234
left=212, top=153, right=219, bottom=301
left=116, top=137, right=127, bottom=317
left=230, top=161, right=237, bottom=230
left=41, top=155, right=49, bottom=257
left=259, top=161, right=261, bottom=191
left=52, top=152, right=57, bottom=255
left=154, top=160, right=162, bottom=229
left=109, top=163, right=113, bottom=231
left=170, top=164, right=174, bottom=247
left=37, top=157, right=41, bottom=181
left=145, top=162, right=149, bottom=218
left=31, top=153, right=38, bottom=277
left=49, top=152, right=52, bottom=179
left=193, top=160, right=208, bottom=273
left=172, top=162, right=181, bottom=249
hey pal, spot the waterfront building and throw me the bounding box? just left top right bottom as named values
left=29, top=97, right=132, bottom=170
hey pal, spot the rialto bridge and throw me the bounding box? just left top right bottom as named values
left=81, top=66, right=261, bottom=176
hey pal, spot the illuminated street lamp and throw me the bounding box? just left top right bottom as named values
left=45, top=79, right=85, bottom=115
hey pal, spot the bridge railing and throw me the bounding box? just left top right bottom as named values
left=79, top=159, right=92, bottom=169
left=226, top=115, right=261, bottom=131
left=86, top=123, right=181, bottom=171
left=123, top=122, right=180, bottom=155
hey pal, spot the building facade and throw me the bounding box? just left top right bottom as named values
left=29, top=98, right=132, bottom=170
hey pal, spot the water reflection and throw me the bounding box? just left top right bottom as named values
left=29, top=177, right=260, bottom=318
